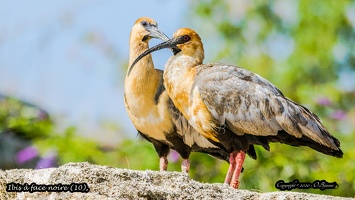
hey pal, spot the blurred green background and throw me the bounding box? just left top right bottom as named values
left=1, top=0, right=354, bottom=197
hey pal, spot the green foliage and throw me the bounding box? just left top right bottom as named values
left=34, top=127, right=105, bottom=164
left=0, top=96, right=108, bottom=168
left=113, top=139, right=162, bottom=170
left=188, top=0, right=355, bottom=197
left=0, top=97, right=52, bottom=139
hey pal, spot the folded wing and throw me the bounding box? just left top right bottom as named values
left=193, top=63, right=342, bottom=156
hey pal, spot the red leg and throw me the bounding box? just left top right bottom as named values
left=224, top=152, right=237, bottom=184
left=230, top=151, right=246, bottom=189
left=181, top=159, right=190, bottom=173
left=159, top=156, right=168, bottom=171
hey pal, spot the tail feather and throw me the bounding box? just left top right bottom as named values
left=275, top=97, right=343, bottom=155
left=268, top=130, right=343, bottom=158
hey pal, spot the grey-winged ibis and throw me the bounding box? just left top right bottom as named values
left=130, top=28, right=343, bottom=188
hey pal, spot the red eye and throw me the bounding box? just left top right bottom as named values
left=183, top=35, right=190, bottom=41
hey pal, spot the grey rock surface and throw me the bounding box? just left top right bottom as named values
left=0, top=162, right=351, bottom=199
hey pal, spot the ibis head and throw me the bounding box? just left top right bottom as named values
left=132, top=17, right=169, bottom=42
left=130, top=28, right=205, bottom=71
left=127, top=17, right=169, bottom=76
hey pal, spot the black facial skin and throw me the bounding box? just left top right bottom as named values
left=141, top=20, right=157, bottom=41
left=128, top=35, right=191, bottom=75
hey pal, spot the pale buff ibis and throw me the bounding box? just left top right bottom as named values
left=125, top=19, right=229, bottom=173
left=130, top=28, right=343, bottom=188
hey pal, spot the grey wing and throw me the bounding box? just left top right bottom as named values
left=194, top=64, right=340, bottom=150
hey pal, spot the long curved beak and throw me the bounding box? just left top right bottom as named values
left=128, top=37, right=181, bottom=76
left=146, top=25, right=169, bottom=41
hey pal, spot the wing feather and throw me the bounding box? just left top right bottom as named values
left=193, top=63, right=339, bottom=150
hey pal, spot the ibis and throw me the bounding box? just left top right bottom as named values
left=125, top=19, right=229, bottom=173
left=130, top=28, right=343, bottom=188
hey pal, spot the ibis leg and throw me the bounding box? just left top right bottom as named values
left=159, top=156, right=168, bottom=171
left=230, top=151, right=246, bottom=189
left=224, top=152, right=237, bottom=184
left=181, top=159, right=190, bottom=173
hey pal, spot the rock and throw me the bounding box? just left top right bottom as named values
left=0, top=162, right=350, bottom=199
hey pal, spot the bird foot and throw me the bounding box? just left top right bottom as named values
left=231, top=180, right=240, bottom=189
